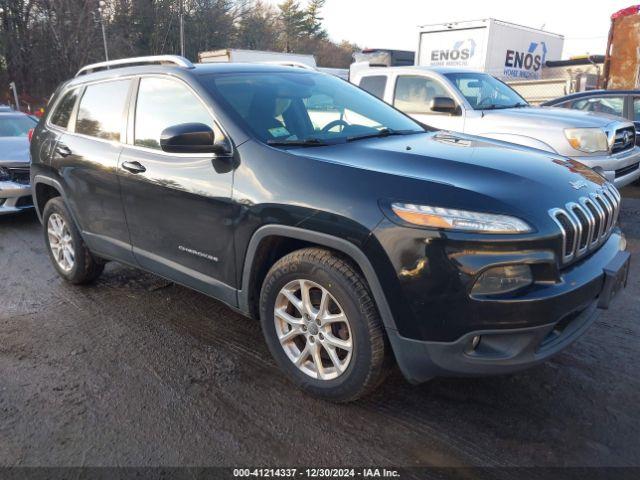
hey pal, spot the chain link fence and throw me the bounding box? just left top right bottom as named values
left=503, top=68, right=603, bottom=105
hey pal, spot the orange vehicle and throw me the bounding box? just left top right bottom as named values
left=603, top=5, right=640, bottom=89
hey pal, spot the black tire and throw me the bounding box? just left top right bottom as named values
left=42, top=197, right=104, bottom=285
left=260, top=247, right=391, bottom=402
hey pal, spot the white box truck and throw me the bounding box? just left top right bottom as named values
left=417, top=19, right=564, bottom=80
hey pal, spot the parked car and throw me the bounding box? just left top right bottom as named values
left=542, top=90, right=640, bottom=143
left=31, top=56, right=629, bottom=402
left=0, top=110, right=37, bottom=214
left=351, top=67, right=640, bottom=188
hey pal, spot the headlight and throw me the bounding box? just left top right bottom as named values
left=564, top=128, right=608, bottom=154
left=471, top=265, right=533, bottom=295
left=390, top=203, right=532, bottom=233
left=0, top=166, right=11, bottom=181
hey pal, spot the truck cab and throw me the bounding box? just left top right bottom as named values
left=351, top=66, right=640, bottom=188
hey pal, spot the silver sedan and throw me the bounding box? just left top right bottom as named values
left=0, top=111, right=37, bottom=215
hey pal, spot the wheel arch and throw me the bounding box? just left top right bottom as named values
left=33, top=175, right=66, bottom=223
left=238, top=225, right=398, bottom=334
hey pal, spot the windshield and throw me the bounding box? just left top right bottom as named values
left=0, top=114, right=37, bottom=137
left=201, top=71, right=425, bottom=145
left=444, top=72, right=528, bottom=110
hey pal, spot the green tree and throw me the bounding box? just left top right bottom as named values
left=303, top=0, right=326, bottom=39
left=278, top=0, right=305, bottom=52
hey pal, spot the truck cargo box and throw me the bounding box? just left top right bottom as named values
left=417, top=19, right=564, bottom=81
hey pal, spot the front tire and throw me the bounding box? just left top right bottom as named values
left=260, top=247, right=390, bottom=402
left=43, top=197, right=104, bottom=284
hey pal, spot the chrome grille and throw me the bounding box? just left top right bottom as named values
left=550, top=183, right=621, bottom=264
left=611, top=126, right=635, bottom=154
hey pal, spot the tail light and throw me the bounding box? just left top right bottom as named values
left=28, top=129, right=34, bottom=142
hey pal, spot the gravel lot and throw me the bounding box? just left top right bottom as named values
left=1, top=187, right=639, bottom=469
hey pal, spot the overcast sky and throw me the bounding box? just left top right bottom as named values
left=265, top=0, right=634, bottom=58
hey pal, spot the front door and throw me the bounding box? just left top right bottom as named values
left=117, top=76, right=237, bottom=304
left=392, top=74, right=465, bottom=132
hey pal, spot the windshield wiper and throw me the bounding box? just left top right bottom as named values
left=267, top=138, right=329, bottom=147
left=479, top=103, right=528, bottom=111
left=347, top=128, right=422, bottom=142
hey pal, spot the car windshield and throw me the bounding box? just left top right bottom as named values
left=0, top=114, right=37, bottom=137
left=201, top=71, right=425, bottom=146
left=444, top=72, right=528, bottom=111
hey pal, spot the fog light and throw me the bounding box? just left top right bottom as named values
left=471, top=265, right=533, bottom=296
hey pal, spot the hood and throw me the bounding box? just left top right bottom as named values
left=480, top=106, right=625, bottom=129
left=0, top=137, right=30, bottom=165
left=466, top=106, right=634, bottom=157
left=288, top=131, right=610, bottom=234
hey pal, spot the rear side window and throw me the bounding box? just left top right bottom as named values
left=572, top=96, right=624, bottom=117
left=359, top=76, right=387, bottom=99
left=394, top=75, right=449, bottom=114
left=134, top=77, right=224, bottom=150
left=50, top=89, right=79, bottom=129
left=76, top=80, right=130, bottom=141
left=633, top=98, right=640, bottom=122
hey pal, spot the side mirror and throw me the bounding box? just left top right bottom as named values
left=160, top=123, right=227, bottom=155
left=430, top=96, right=458, bottom=115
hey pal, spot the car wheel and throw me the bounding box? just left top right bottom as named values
left=260, top=247, right=391, bottom=402
left=43, top=197, right=104, bottom=284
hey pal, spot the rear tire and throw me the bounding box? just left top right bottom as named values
left=260, top=247, right=390, bottom=402
left=43, top=197, right=104, bottom=285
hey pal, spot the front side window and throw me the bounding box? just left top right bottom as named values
left=134, top=77, right=225, bottom=150
left=50, top=89, right=79, bottom=129
left=359, top=76, right=387, bottom=99
left=0, top=114, right=37, bottom=137
left=444, top=72, right=528, bottom=110
left=634, top=98, right=640, bottom=122
left=394, top=75, right=450, bottom=114
left=201, top=71, right=423, bottom=145
left=76, top=80, right=130, bottom=141
left=572, top=96, right=624, bottom=117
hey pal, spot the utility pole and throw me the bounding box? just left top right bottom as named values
left=179, top=0, right=185, bottom=57
left=9, top=82, right=19, bottom=111
left=97, top=1, right=109, bottom=62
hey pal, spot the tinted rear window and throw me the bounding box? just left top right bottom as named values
left=76, top=80, right=130, bottom=141
left=358, top=76, right=387, bottom=99
left=50, top=89, right=79, bottom=129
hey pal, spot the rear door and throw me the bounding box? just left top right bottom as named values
left=357, top=75, right=388, bottom=100
left=117, top=75, right=237, bottom=304
left=51, top=79, right=135, bottom=263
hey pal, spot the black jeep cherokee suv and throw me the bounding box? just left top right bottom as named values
left=30, top=56, right=630, bottom=402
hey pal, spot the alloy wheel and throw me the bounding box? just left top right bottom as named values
left=47, top=213, right=75, bottom=272
left=274, top=279, right=353, bottom=380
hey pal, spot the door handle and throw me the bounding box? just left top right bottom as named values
left=55, top=144, right=72, bottom=157
left=121, top=161, right=146, bottom=174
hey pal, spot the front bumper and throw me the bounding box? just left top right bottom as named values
left=0, top=181, right=33, bottom=215
left=386, top=232, right=628, bottom=383
left=389, top=302, right=599, bottom=383
left=574, top=146, right=640, bottom=188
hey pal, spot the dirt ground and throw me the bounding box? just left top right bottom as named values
left=1, top=187, right=639, bottom=470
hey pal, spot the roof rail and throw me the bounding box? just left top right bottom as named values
left=75, top=55, right=195, bottom=77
